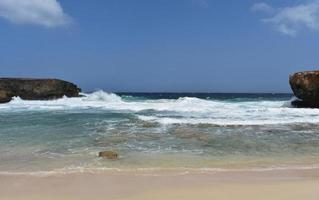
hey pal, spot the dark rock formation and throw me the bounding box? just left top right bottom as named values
left=0, top=90, right=11, bottom=103
left=290, top=99, right=319, bottom=108
left=98, top=151, right=118, bottom=160
left=290, top=71, right=319, bottom=108
left=0, top=78, right=81, bottom=103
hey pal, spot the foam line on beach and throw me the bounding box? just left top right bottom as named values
left=1, top=164, right=319, bottom=177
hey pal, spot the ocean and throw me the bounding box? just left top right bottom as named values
left=1, top=91, right=319, bottom=174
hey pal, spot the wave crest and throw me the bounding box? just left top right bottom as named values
left=83, top=90, right=122, bottom=102
left=1, top=90, right=319, bottom=125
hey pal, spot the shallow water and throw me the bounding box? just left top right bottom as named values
left=1, top=91, right=319, bottom=173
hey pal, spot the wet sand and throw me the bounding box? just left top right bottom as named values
left=1, top=168, right=319, bottom=200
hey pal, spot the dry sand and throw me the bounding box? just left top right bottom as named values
left=1, top=168, right=319, bottom=200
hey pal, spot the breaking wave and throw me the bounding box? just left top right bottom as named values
left=1, top=90, right=319, bottom=125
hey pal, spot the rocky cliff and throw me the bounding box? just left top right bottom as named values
left=0, top=78, right=81, bottom=103
left=289, top=71, right=319, bottom=108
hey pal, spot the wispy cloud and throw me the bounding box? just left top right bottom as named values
left=198, top=0, right=208, bottom=8
left=192, top=0, right=209, bottom=8
left=0, top=0, right=71, bottom=28
left=251, top=2, right=274, bottom=13
left=252, top=1, right=319, bottom=36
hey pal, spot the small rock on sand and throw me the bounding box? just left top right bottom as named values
left=98, top=151, right=118, bottom=160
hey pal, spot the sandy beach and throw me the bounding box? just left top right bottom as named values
left=1, top=168, right=319, bottom=200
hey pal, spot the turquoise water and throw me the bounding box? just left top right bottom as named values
left=1, top=91, right=319, bottom=173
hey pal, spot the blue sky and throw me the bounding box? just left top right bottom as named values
left=1, top=0, right=319, bottom=92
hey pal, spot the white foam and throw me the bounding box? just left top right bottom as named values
left=1, top=91, right=319, bottom=125
left=1, top=164, right=319, bottom=177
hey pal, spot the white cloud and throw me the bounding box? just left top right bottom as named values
left=251, top=2, right=274, bottom=13
left=252, top=1, right=319, bottom=36
left=0, top=0, right=71, bottom=28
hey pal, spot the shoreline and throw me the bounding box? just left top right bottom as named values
left=1, top=162, right=319, bottom=175
left=2, top=163, right=319, bottom=176
left=1, top=168, right=319, bottom=200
